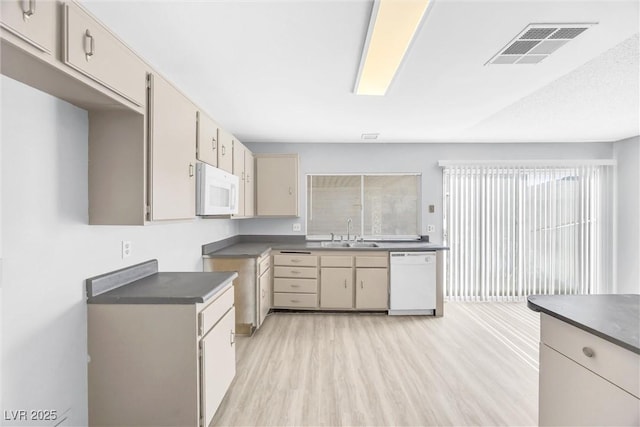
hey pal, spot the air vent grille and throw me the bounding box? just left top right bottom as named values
left=487, top=23, right=595, bottom=65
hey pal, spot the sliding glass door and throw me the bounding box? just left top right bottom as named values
left=442, top=163, right=614, bottom=301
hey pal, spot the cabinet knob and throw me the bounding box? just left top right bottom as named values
left=582, top=347, right=595, bottom=358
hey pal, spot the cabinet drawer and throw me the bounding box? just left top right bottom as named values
left=1, top=0, right=56, bottom=54
left=273, top=292, right=317, bottom=308
left=321, top=256, right=353, bottom=267
left=274, top=266, right=317, bottom=279
left=355, top=256, right=388, bottom=268
left=273, top=278, right=318, bottom=294
left=258, top=256, right=271, bottom=276
left=199, top=285, right=234, bottom=337
left=274, top=254, right=318, bottom=267
left=541, top=313, right=640, bottom=398
left=64, top=2, right=147, bottom=106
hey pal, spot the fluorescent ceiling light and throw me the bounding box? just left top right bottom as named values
left=354, top=0, right=430, bottom=96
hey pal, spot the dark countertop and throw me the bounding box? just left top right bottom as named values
left=527, top=294, right=640, bottom=355
left=86, top=259, right=238, bottom=304
left=203, top=241, right=448, bottom=258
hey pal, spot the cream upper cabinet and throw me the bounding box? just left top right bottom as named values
left=148, top=73, right=197, bottom=221
left=197, top=112, right=218, bottom=167
left=232, top=140, right=246, bottom=217
left=217, top=129, right=233, bottom=173
left=320, top=267, right=353, bottom=309
left=355, top=268, right=388, bottom=309
left=244, top=152, right=255, bottom=217
left=1, top=0, right=56, bottom=54
left=63, top=1, right=147, bottom=107
left=255, top=154, right=299, bottom=217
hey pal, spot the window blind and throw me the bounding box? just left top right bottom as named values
left=307, top=174, right=420, bottom=239
left=442, top=163, right=615, bottom=300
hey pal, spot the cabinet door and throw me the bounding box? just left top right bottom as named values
left=197, top=112, right=218, bottom=167
left=256, top=155, right=298, bottom=216
left=201, top=307, right=236, bottom=427
left=258, top=268, right=271, bottom=326
left=539, top=344, right=639, bottom=426
left=1, top=0, right=56, bottom=53
left=217, top=129, right=233, bottom=173
left=149, top=73, right=197, bottom=220
left=355, top=268, right=388, bottom=309
left=320, top=268, right=353, bottom=309
left=232, top=141, right=246, bottom=217
left=244, top=152, right=255, bottom=217
left=63, top=2, right=146, bottom=106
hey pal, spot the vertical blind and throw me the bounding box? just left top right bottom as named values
left=441, top=162, right=615, bottom=300
left=307, top=174, right=420, bottom=239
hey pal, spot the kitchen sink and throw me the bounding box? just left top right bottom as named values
left=320, top=241, right=379, bottom=248
left=350, top=242, right=379, bottom=248
left=320, top=241, right=352, bottom=248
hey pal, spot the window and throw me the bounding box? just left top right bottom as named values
left=307, top=174, right=420, bottom=240
left=441, top=162, right=615, bottom=300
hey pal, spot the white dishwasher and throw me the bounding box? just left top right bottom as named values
left=389, top=252, right=436, bottom=315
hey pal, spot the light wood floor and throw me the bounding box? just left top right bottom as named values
left=212, top=302, right=540, bottom=426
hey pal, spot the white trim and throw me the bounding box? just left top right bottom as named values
left=438, top=159, right=616, bottom=167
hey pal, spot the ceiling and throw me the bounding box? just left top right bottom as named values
left=80, top=0, right=639, bottom=144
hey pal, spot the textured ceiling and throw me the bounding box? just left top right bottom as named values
left=80, top=0, right=640, bottom=143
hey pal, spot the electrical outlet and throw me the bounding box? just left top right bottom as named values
left=292, top=223, right=301, bottom=232
left=121, top=240, right=132, bottom=259
left=427, top=225, right=435, bottom=233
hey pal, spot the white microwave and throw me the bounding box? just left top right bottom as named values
left=196, top=163, right=239, bottom=216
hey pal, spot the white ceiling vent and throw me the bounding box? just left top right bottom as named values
left=487, top=23, right=596, bottom=65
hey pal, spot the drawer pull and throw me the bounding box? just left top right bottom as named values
left=22, top=0, right=36, bottom=20
left=291, top=270, right=301, bottom=274
left=291, top=299, right=300, bottom=303
left=291, top=259, right=301, bottom=263
left=344, top=279, right=347, bottom=288
left=290, top=284, right=300, bottom=287
left=361, top=280, right=364, bottom=289
left=84, top=29, right=95, bottom=61
left=582, top=346, right=595, bottom=358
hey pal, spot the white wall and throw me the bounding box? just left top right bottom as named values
left=1, top=76, right=238, bottom=425
left=241, top=142, right=614, bottom=243
left=614, top=136, right=640, bottom=294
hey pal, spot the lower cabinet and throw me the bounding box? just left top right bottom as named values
left=204, top=252, right=271, bottom=334
left=201, top=307, right=236, bottom=425
left=355, top=267, right=388, bottom=309
left=320, top=267, right=354, bottom=309
left=272, top=252, right=319, bottom=308
left=258, top=256, right=272, bottom=325
left=538, top=313, right=639, bottom=426
left=87, top=284, right=236, bottom=427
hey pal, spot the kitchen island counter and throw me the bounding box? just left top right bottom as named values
left=527, top=294, right=639, bottom=354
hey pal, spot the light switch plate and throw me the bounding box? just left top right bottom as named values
left=292, top=223, right=301, bottom=232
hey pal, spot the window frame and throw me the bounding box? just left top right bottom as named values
left=305, top=172, right=422, bottom=241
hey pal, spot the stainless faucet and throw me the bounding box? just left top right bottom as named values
left=346, top=218, right=352, bottom=241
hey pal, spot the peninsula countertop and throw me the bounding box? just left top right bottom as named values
left=86, top=259, right=238, bottom=304
left=527, top=294, right=640, bottom=354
